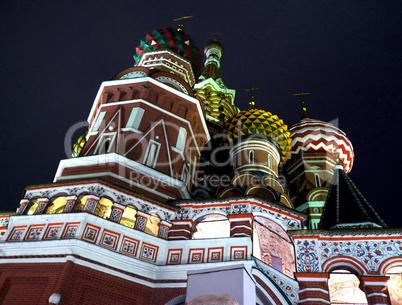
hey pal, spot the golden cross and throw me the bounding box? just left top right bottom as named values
left=245, top=87, right=260, bottom=109
left=173, top=16, right=193, bottom=31
left=292, top=91, right=310, bottom=114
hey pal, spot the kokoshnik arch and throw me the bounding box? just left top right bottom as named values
left=0, top=25, right=401, bottom=305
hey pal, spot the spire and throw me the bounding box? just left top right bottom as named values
left=245, top=87, right=259, bottom=109
left=319, top=164, right=387, bottom=230
left=292, top=91, right=310, bottom=119
left=200, top=34, right=225, bottom=81
left=173, top=16, right=193, bottom=31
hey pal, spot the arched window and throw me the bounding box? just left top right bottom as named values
left=25, top=199, right=39, bottom=215
left=73, top=195, right=87, bottom=213
left=268, top=154, right=272, bottom=168
left=95, top=197, right=113, bottom=219
left=145, top=212, right=161, bottom=236
left=120, top=205, right=137, bottom=228
left=45, top=196, right=67, bottom=214
left=328, top=269, right=368, bottom=304
left=192, top=214, right=230, bottom=239
left=386, top=266, right=402, bottom=305
left=314, top=173, right=321, bottom=187
left=249, top=150, right=254, bottom=164
left=253, top=216, right=295, bottom=278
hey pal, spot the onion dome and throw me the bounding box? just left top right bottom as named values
left=224, top=109, right=292, bottom=165
left=133, top=28, right=202, bottom=76
left=288, top=118, right=354, bottom=173
left=203, top=39, right=224, bottom=57
left=72, top=131, right=87, bottom=157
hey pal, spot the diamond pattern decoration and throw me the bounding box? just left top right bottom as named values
left=208, top=247, right=224, bottom=263
left=139, top=242, right=159, bottom=263
left=61, top=222, right=80, bottom=239
left=7, top=225, right=27, bottom=241
left=166, top=249, right=183, bottom=265
left=188, top=248, right=205, bottom=264
left=25, top=224, right=45, bottom=240
left=82, top=224, right=101, bottom=244
left=43, top=223, right=63, bottom=239
left=224, top=109, right=292, bottom=165
left=230, top=246, right=248, bottom=261
left=120, top=236, right=140, bottom=257
left=133, top=28, right=201, bottom=76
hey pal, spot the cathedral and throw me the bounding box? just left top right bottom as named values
left=0, top=24, right=401, bottom=305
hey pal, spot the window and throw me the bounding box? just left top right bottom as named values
left=95, top=197, right=113, bottom=219
left=249, top=150, right=254, bottom=164
left=95, top=133, right=116, bottom=154
left=315, top=173, right=321, bottom=187
left=268, top=154, right=272, bottom=168
left=92, top=111, right=106, bottom=133
left=182, top=165, right=189, bottom=183
left=175, top=127, right=187, bottom=151
left=45, top=196, right=67, bottom=214
left=145, top=212, right=161, bottom=236
left=144, top=140, right=161, bottom=168
left=120, top=205, right=137, bottom=228
left=192, top=214, right=230, bottom=239
left=126, top=107, right=145, bottom=130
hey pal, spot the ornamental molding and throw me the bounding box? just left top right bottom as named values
left=292, top=233, right=402, bottom=274
left=175, top=197, right=305, bottom=231
left=23, top=181, right=177, bottom=221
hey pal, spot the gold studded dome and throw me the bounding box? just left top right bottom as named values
left=224, top=109, right=292, bottom=165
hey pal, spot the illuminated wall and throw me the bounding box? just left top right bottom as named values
left=253, top=216, right=295, bottom=278
left=387, top=266, right=402, bottom=305
left=328, top=270, right=367, bottom=304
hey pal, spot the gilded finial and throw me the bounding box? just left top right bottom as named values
left=173, top=16, right=193, bottom=31
left=292, top=91, right=310, bottom=118
left=245, top=87, right=259, bottom=109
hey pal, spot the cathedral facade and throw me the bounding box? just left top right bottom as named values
left=0, top=26, right=401, bottom=305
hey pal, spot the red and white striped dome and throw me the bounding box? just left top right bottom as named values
left=287, top=118, right=354, bottom=173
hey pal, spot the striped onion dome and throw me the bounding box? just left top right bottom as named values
left=224, top=109, right=292, bottom=165
left=288, top=118, right=354, bottom=173
left=133, top=28, right=202, bottom=76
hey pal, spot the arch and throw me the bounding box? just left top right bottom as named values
left=231, top=171, right=260, bottom=186
left=145, top=211, right=161, bottom=236
left=253, top=216, right=295, bottom=278
left=385, top=264, right=402, bottom=305
left=73, top=193, right=90, bottom=213
left=322, top=256, right=368, bottom=275
left=165, top=294, right=186, bottom=305
left=192, top=213, right=230, bottom=239
left=46, top=195, right=68, bottom=214
left=262, top=176, right=286, bottom=194
left=217, top=186, right=243, bottom=198
left=245, top=185, right=279, bottom=202
left=379, top=257, right=402, bottom=275
left=306, top=187, right=328, bottom=201
left=95, top=197, right=113, bottom=219
left=120, top=204, right=137, bottom=228
left=328, top=269, right=368, bottom=304
left=24, top=198, right=39, bottom=215
left=252, top=270, right=291, bottom=305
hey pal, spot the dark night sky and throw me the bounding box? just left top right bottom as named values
left=1, top=1, right=401, bottom=227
